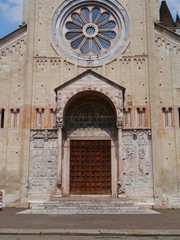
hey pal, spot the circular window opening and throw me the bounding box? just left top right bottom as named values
left=65, top=7, right=116, bottom=55
left=52, top=0, right=129, bottom=66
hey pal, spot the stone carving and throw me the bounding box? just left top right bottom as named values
left=86, top=76, right=93, bottom=83
left=116, top=117, right=123, bottom=128
left=56, top=117, right=63, bottom=129
left=122, top=130, right=153, bottom=194
left=113, top=91, right=123, bottom=100
left=33, top=139, right=44, bottom=148
left=29, top=130, right=58, bottom=193
left=137, top=132, right=147, bottom=145
left=56, top=90, right=63, bottom=129
left=54, top=71, right=125, bottom=131
left=56, top=91, right=62, bottom=111
left=123, top=131, right=133, bottom=145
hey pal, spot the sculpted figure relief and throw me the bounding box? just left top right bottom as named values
left=122, top=130, right=152, bottom=193
left=29, top=130, right=58, bottom=192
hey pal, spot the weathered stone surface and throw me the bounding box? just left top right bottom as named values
left=0, top=0, right=179, bottom=209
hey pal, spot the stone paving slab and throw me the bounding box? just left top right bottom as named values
left=1, top=236, right=180, bottom=240
left=1, top=208, right=180, bottom=236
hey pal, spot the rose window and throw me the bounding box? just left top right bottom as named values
left=65, top=7, right=117, bottom=55
left=52, top=0, right=130, bottom=66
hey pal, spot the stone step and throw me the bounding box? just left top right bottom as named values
left=32, top=202, right=135, bottom=208
left=18, top=197, right=159, bottom=215
left=29, top=199, right=142, bottom=214
left=18, top=207, right=158, bottom=215
left=46, top=206, right=140, bottom=210
left=30, top=201, right=136, bottom=210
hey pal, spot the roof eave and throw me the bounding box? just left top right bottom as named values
left=154, top=22, right=180, bottom=41
left=0, top=24, right=27, bottom=46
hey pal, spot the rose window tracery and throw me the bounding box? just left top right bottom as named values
left=65, top=6, right=117, bottom=55
left=52, top=0, right=129, bottom=66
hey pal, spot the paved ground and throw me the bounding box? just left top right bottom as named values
left=1, top=208, right=180, bottom=238
left=1, top=208, right=180, bottom=230
left=0, top=236, right=180, bottom=240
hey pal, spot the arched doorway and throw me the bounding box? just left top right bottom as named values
left=63, top=91, right=118, bottom=195
left=54, top=70, right=125, bottom=197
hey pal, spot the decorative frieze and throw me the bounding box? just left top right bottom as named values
left=155, top=37, right=180, bottom=54
left=0, top=36, right=26, bottom=57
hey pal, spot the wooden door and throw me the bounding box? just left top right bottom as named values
left=70, top=140, right=111, bottom=194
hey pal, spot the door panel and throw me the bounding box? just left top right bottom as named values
left=70, top=140, right=111, bottom=194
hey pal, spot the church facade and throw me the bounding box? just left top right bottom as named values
left=0, top=0, right=180, bottom=209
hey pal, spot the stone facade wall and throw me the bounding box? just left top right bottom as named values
left=152, top=28, right=180, bottom=206
left=0, top=31, right=27, bottom=204
left=0, top=0, right=180, bottom=208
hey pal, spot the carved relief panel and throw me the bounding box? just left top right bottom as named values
left=122, top=130, right=153, bottom=194
left=29, top=130, right=58, bottom=193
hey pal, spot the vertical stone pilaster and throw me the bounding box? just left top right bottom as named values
left=117, top=127, right=125, bottom=196
left=55, top=88, right=64, bottom=197
left=57, top=128, right=63, bottom=186
left=19, top=0, right=37, bottom=203
left=145, top=0, right=161, bottom=206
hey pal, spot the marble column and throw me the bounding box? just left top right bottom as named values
left=117, top=127, right=125, bottom=197
left=56, top=126, right=63, bottom=197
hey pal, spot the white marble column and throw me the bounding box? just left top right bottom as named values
left=56, top=127, right=63, bottom=197
left=117, top=127, right=125, bottom=197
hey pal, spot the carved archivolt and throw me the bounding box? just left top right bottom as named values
left=64, top=95, right=117, bottom=130
left=56, top=72, right=124, bottom=129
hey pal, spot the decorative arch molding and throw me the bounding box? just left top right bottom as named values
left=155, top=36, right=180, bottom=54
left=54, top=70, right=126, bottom=196
left=0, top=36, right=27, bottom=57
left=55, top=70, right=125, bottom=129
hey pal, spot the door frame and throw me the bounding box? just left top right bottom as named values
left=62, top=136, right=117, bottom=197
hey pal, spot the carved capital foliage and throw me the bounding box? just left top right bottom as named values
left=116, top=117, right=123, bottom=128
left=56, top=117, right=63, bottom=129
left=116, top=105, right=124, bottom=128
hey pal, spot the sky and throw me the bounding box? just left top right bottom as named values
left=0, top=0, right=179, bottom=38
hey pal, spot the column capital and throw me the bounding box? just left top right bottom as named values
left=116, top=117, right=123, bottom=128
left=57, top=117, right=63, bottom=129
